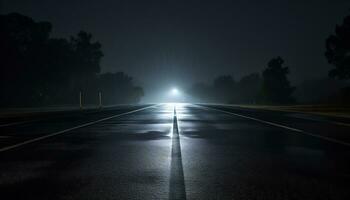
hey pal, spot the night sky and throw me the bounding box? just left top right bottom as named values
left=2, top=0, right=350, bottom=102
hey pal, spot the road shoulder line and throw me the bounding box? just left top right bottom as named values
left=0, top=105, right=157, bottom=153
left=0, top=120, right=38, bottom=128
left=200, top=105, right=350, bottom=147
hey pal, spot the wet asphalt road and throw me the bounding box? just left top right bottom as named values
left=0, top=104, right=350, bottom=200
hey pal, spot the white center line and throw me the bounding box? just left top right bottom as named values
left=169, top=106, right=187, bottom=200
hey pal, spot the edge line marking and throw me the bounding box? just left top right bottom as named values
left=200, top=105, right=350, bottom=147
left=0, top=105, right=158, bottom=153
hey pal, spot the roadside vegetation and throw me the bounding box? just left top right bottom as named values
left=189, top=13, right=350, bottom=106
left=0, top=13, right=144, bottom=107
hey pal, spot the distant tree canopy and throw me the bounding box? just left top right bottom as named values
left=188, top=73, right=260, bottom=104
left=0, top=13, right=143, bottom=107
left=326, top=14, right=350, bottom=79
left=213, top=75, right=236, bottom=102
left=188, top=57, right=294, bottom=104
left=261, top=57, right=295, bottom=104
left=237, top=73, right=261, bottom=103
left=188, top=82, right=214, bottom=102
left=98, top=72, right=144, bottom=104
left=294, top=78, right=348, bottom=104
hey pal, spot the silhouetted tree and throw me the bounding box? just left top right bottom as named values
left=326, top=14, right=350, bottom=79
left=213, top=75, right=236, bottom=103
left=0, top=13, right=53, bottom=105
left=42, top=38, right=75, bottom=103
left=236, top=73, right=262, bottom=104
left=189, top=74, right=262, bottom=104
left=98, top=72, right=144, bottom=104
left=69, top=31, right=103, bottom=92
left=0, top=13, right=144, bottom=107
left=188, top=82, right=214, bottom=102
left=294, top=77, right=348, bottom=104
left=261, top=57, right=295, bottom=104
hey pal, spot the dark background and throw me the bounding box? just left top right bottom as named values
left=1, top=0, right=350, bottom=102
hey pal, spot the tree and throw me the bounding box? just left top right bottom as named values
left=213, top=75, right=236, bottom=103
left=294, top=77, right=347, bottom=104
left=188, top=82, right=214, bottom=102
left=237, top=73, right=262, bottom=104
left=0, top=13, right=144, bottom=107
left=70, top=31, right=104, bottom=91
left=98, top=72, right=144, bottom=104
left=326, top=14, right=350, bottom=79
left=261, top=57, right=295, bottom=104
left=0, top=13, right=53, bottom=105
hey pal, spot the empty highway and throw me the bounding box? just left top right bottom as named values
left=0, top=104, right=350, bottom=199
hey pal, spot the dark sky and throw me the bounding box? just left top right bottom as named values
left=2, top=0, right=350, bottom=102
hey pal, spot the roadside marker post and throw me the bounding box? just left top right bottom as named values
left=79, top=91, right=83, bottom=110
left=99, top=92, right=102, bottom=109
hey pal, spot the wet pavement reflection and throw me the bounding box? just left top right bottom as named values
left=0, top=103, right=349, bottom=199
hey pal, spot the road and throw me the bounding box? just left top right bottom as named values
left=0, top=103, right=350, bottom=199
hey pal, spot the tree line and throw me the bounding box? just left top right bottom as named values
left=0, top=13, right=144, bottom=107
left=189, top=13, right=350, bottom=105
left=188, top=56, right=295, bottom=104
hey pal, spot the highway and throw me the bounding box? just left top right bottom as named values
left=0, top=103, right=350, bottom=199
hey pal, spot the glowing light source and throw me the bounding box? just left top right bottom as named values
left=170, top=88, right=179, bottom=96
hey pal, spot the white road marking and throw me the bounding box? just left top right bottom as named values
left=225, top=104, right=350, bottom=127
left=0, top=105, right=158, bottom=153
left=0, top=120, right=36, bottom=128
left=332, top=121, right=350, bottom=127
left=201, top=105, right=350, bottom=147
left=169, top=105, right=187, bottom=200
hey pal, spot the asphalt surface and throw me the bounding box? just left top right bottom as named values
left=0, top=103, right=350, bottom=200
